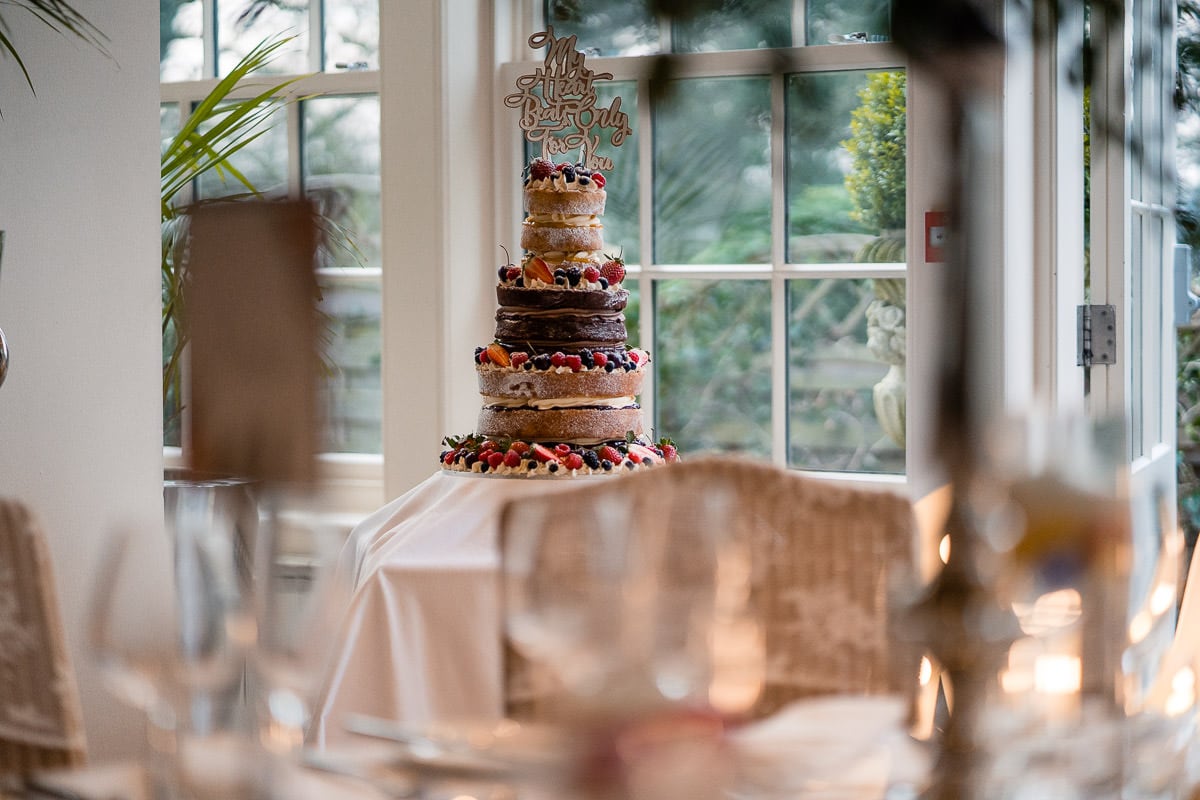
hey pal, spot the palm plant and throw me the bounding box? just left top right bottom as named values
left=161, top=35, right=307, bottom=442
left=0, top=0, right=109, bottom=109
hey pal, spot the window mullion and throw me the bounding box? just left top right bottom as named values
left=771, top=71, right=787, bottom=466
left=310, top=0, right=325, bottom=71
left=203, top=0, right=216, bottom=78
left=288, top=102, right=303, bottom=199
left=638, top=72, right=656, bottom=433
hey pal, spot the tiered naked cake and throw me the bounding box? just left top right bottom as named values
left=440, top=157, right=677, bottom=477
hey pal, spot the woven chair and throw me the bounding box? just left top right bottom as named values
left=0, top=499, right=86, bottom=776
left=500, top=455, right=919, bottom=721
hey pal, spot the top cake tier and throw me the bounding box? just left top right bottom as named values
left=521, top=160, right=608, bottom=264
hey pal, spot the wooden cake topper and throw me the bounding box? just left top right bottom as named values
left=504, top=27, right=632, bottom=170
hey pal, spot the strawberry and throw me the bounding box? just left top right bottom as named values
left=597, top=445, right=623, bottom=465
left=531, top=443, right=558, bottom=463
left=563, top=453, right=584, bottom=471
left=480, top=440, right=498, bottom=452
left=592, top=351, right=608, bottom=368
left=627, top=442, right=663, bottom=465
left=443, top=450, right=457, bottom=465
left=529, top=157, right=555, bottom=180
left=583, top=266, right=601, bottom=283
left=600, top=255, right=625, bottom=285
left=503, top=449, right=522, bottom=468
left=524, top=256, right=554, bottom=285
left=487, top=451, right=505, bottom=469
left=661, top=443, right=678, bottom=462
left=486, top=343, right=511, bottom=367
left=510, top=440, right=531, bottom=454
left=627, top=350, right=640, bottom=365
left=510, top=351, right=529, bottom=368
left=591, top=172, right=606, bottom=188
left=564, top=354, right=583, bottom=371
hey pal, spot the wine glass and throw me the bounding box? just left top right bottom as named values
left=249, top=484, right=353, bottom=759
left=88, top=524, right=253, bottom=797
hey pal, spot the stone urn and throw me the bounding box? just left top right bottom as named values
left=866, top=294, right=906, bottom=448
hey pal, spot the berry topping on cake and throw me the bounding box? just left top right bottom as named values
left=554, top=443, right=572, bottom=456
left=660, top=439, right=679, bottom=463
left=485, top=343, right=511, bottom=367
left=627, top=442, right=663, bottom=465
left=564, top=354, right=583, bottom=371
left=583, top=266, right=601, bottom=283
left=600, top=255, right=625, bottom=285
left=529, top=157, right=555, bottom=180
left=524, top=256, right=554, bottom=285
left=531, top=443, right=558, bottom=463
left=597, top=445, right=623, bottom=465
left=592, top=172, right=606, bottom=188
left=550, top=351, right=567, bottom=368
left=503, top=449, right=522, bottom=468
left=592, top=351, right=608, bottom=368
left=487, top=451, right=506, bottom=469
left=510, top=351, right=529, bottom=368
left=505, top=266, right=521, bottom=281
left=563, top=452, right=584, bottom=471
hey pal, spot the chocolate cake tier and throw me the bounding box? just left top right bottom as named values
left=476, top=405, right=643, bottom=443
left=496, top=285, right=629, bottom=312
left=521, top=222, right=603, bottom=254
left=494, top=307, right=626, bottom=347
left=478, top=365, right=644, bottom=400
left=524, top=187, right=605, bottom=216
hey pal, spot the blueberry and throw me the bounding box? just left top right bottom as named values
left=533, top=354, right=552, bottom=370
left=578, top=175, right=591, bottom=186
left=523, top=361, right=533, bottom=370
left=555, top=276, right=566, bottom=286
left=599, top=277, right=609, bottom=289
left=554, top=268, right=566, bottom=278
left=479, top=461, right=489, bottom=473
left=465, top=453, right=478, bottom=467
left=624, top=460, right=636, bottom=470
left=548, top=462, right=559, bottom=473
left=582, top=450, right=600, bottom=469
left=601, top=459, right=613, bottom=471
left=515, top=277, right=524, bottom=288
left=528, top=460, right=537, bottom=470
left=474, top=346, right=484, bottom=356
left=562, top=166, right=575, bottom=181
left=604, top=361, right=615, bottom=372
left=624, top=361, right=635, bottom=371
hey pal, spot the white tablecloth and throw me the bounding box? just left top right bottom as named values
left=311, top=471, right=594, bottom=747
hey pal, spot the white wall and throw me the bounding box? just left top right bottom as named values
left=0, top=1, right=162, bottom=761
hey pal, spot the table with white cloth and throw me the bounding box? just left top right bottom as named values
left=311, top=470, right=596, bottom=747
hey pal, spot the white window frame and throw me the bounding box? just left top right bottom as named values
left=161, top=6, right=385, bottom=516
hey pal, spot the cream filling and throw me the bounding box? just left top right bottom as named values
left=482, top=395, right=637, bottom=410
left=525, top=214, right=601, bottom=226
left=527, top=174, right=605, bottom=192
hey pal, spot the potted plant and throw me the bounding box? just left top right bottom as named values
left=161, top=35, right=307, bottom=444
left=842, top=71, right=907, bottom=447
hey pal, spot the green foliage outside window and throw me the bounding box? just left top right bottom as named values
left=842, top=71, right=906, bottom=233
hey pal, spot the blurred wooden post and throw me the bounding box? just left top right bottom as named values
left=185, top=201, right=319, bottom=485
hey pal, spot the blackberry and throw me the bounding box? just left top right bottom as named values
left=566, top=266, right=582, bottom=286
left=582, top=450, right=600, bottom=469
left=562, top=166, right=576, bottom=181
left=580, top=348, right=594, bottom=367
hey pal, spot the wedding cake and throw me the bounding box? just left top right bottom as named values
left=440, top=157, right=677, bottom=477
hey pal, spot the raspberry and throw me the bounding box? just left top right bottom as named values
left=529, top=157, right=555, bottom=180
left=583, top=266, right=600, bottom=283
left=600, top=256, right=625, bottom=285
left=564, top=354, right=583, bottom=371
left=555, top=443, right=572, bottom=456
left=564, top=453, right=584, bottom=471
left=550, top=351, right=567, bottom=368
left=555, top=162, right=571, bottom=172
left=510, top=352, right=529, bottom=368
left=592, top=351, right=608, bottom=368
left=503, top=449, right=522, bottom=468
left=477, top=349, right=490, bottom=364
left=592, top=172, right=606, bottom=188
left=487, top=451, right=505, bottom=469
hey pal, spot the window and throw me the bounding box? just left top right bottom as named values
left=502, top=1, right=911, bottom=478
left=159, top=1, right=382, bottom=464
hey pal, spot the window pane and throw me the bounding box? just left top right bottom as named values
left=597, top=81, right=640, bottom=266
left=303, top=95, right=382, bottom=268
left=672, top=0, right=791, bottom=53
left=194, top=108, right=288, bottom=200
left=161, top=103, right=181, bottom=152
left=787, top=70, right=905, bottom=263
left=655, top=280, right=771, bottom=455
left=625, top=280, right=641, bottom=349
left=544, top=0, right=660, bottom=56
left=319, top=280, right=382, bottom=454
left=805, top=0, right=893, bottom=46
left=161, top=0, right=204, bottom=80
left=325, top=0, right=379, bottom=71
left=218, top=0, right=308, bottom=76
left=787, top=278, right=904, bottom=473
left=654, top=77, right=771, bottom=264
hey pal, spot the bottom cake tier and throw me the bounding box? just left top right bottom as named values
left=440, top=433, right=679, bottom=477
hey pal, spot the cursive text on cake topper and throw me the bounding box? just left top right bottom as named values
left=503, top=27, right=631, bottom=171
